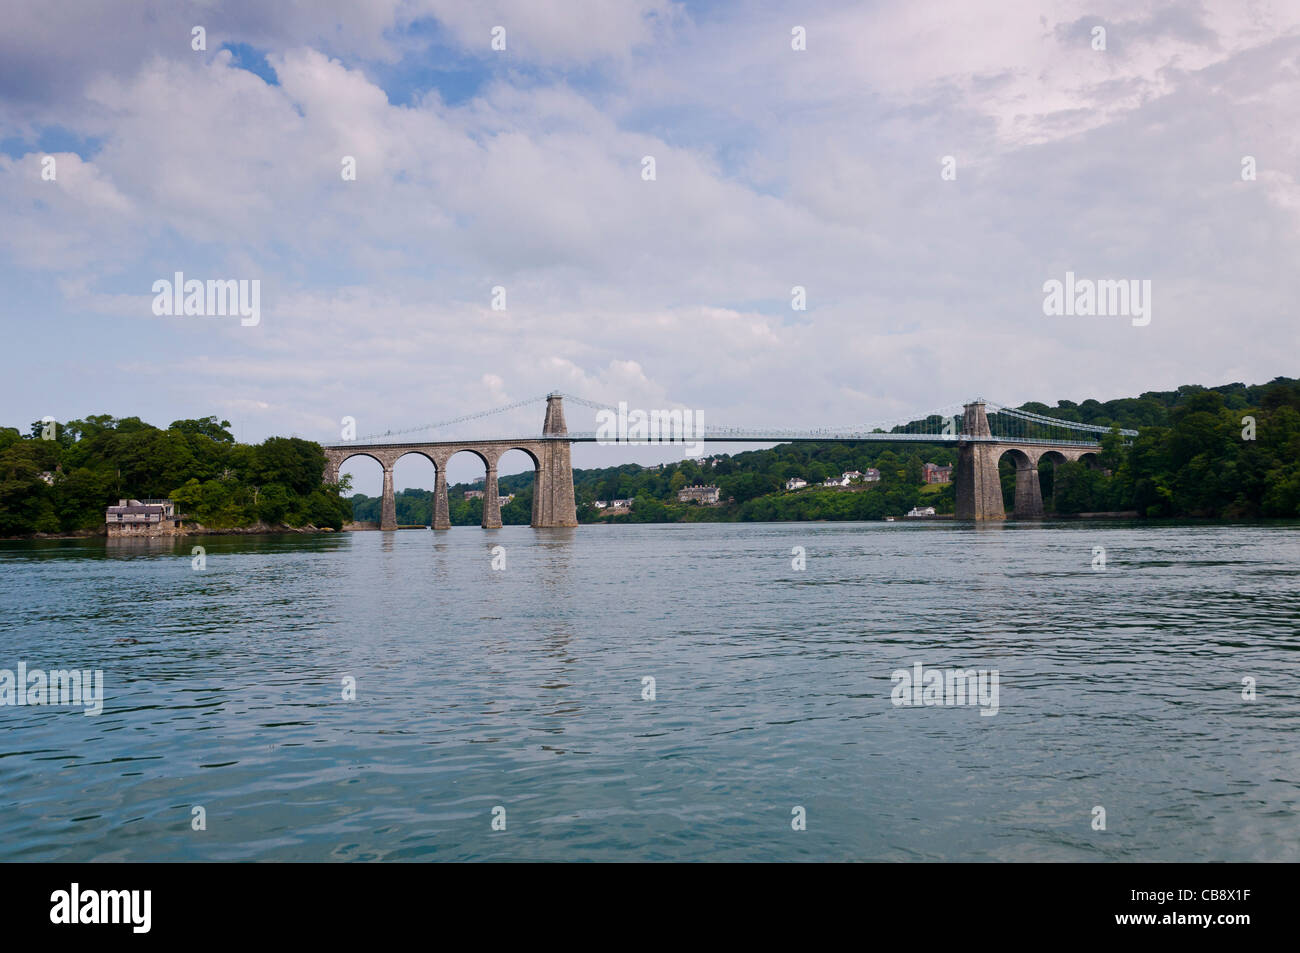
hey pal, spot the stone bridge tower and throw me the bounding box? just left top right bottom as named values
left=534, top=393, right=579, bottom=528
left=955, top=401, right=1005, bottom=520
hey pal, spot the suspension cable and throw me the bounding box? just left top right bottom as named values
left=340, top=393, right=1136, bottom=445
left=353, top=394, right=550, bottom=442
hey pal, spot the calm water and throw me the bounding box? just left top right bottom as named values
left=0, top=521, right=1297, bottom=862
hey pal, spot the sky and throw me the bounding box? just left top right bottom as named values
left=2, top=0, right=1298, bottom=494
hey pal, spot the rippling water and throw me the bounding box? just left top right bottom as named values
left=0, top=521, right=1297, bottom=862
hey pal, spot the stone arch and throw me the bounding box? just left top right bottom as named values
left=329, top=449, right=384, bottom=476
left=503, top=445, right=541, bottom=469
left=329, top=449, right=384, bottom=500
left=393, top=448, right=439, bottom=467
left=496, top=447, right=538, bottom=520
left=996, top=448, right=1042, bottom=519
left=391, top=450, right=439, bottom=527
left=323, top=451, right=387, bottom=527
left=1035, top=450, right=1068, bottom=510
left=998, top=447, right=1032, bottom=469
left=499, top=446, right=542, bottom=526
left=445, top=447, right=502, bottom=529
left=446, top=446, right=493, bottom=471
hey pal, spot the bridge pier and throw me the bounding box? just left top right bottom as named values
left=956, top=442, right=1006, bottom=521
left=482, top=464, right=502, bottom=529
left=380, top=465, right=397, bottom=530
left=1014, top=465, right=1045, bottom=519
left=433, top=465, right=451, bottom=530
left=531, top=441, right=578, bottom=527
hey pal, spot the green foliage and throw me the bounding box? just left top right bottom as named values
left=0, top=414, right=350, bottom=535
left=1011, top=380, right=1300, bottom=518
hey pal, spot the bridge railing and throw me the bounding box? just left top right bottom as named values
left=324, top=433, right=1107, bottom=449
left=564, top=432, right=1105, bottom=446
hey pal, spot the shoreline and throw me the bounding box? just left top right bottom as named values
left=2, top=523, right=339, bottom=541
left=11, top=511, right=1300, bottom=540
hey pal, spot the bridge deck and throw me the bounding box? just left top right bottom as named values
left=323, top=434, right=1104, bottom=450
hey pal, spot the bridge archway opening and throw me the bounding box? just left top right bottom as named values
left=393, top=451, right=437, bottom=527
left=445, top=449, right=493, bottom=526
left=498, top=448, right=540, bottom=526
left=1037, top=451, right=1068, bottom=510
left=996, top=448, right=1033, bottom=516
left=335, top=452, right=384, bottom=523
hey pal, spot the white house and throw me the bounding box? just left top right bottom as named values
left=785, top=477, right=807, bottom=491
left=906, top=505, right=936, bottom=518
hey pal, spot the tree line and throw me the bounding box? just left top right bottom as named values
left=0, top=415, right=351, bottom=535
left=1024, top=379, right=1300, bottom=517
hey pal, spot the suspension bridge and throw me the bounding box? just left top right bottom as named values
left=321, top=394, right=1137, bottom=529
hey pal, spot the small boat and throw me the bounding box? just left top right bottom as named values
left=884, top=516, right=896, bottom=522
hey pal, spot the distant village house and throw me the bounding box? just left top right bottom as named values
left=820, top=470, right=878, bottom=488
left=922, top=463, right=953, bottom=484
left=677, top=485, right=721, bottom=505
left=464, top=489, right=513, bottom=505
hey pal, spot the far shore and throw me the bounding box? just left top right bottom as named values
left=15, top=511, right=1299, bottom=541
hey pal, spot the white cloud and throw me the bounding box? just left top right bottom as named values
left=1, top=0, right=1299, bottom=466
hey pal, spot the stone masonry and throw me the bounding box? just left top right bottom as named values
left=322, top=394, right=579, bottom=530
left=956, top=401, right=1101, bottom=520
